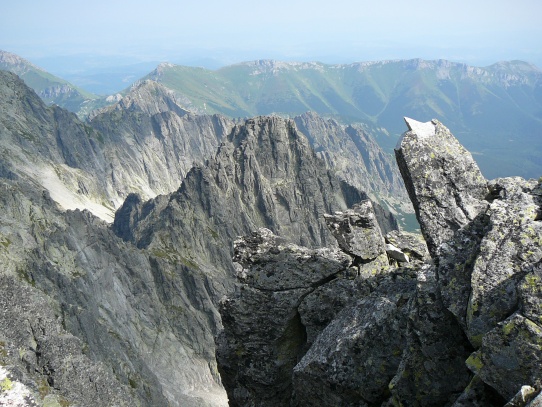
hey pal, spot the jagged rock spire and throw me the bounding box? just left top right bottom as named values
left=395, top=117, right=489, bottom=258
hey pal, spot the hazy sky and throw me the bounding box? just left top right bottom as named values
left=1, top=0, right=541, bottom=70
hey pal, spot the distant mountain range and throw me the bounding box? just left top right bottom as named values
left=2, top=50, right=541, bottom=180
left=142, top=59, right=542, bottom=179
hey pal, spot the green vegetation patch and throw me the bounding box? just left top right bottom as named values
left=0, top=377, right=13, bottom=392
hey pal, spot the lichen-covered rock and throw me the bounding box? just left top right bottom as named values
left=451, top=375, right=506, bottom=407
left=389, top=265, right=472, bottom=406
left=395, top=117, right=488, bottom=257
left=232, top=228, right=352, bottom=291
left=297, top=277, right=369, bottom=345
left=466, top=178, right=542, bottom=345
left=504, top=385, right=538, bottom=407
left=468, top=313, right=542, bottom=400
left=293, top=274, right=415, bottom=406
left=216, top=228, right=353, bottom=407
left=385, top=229, right=430, bottom=262
left=217, top=205, right=402, bottom=407
left=323, top=200, right=386, bottom=260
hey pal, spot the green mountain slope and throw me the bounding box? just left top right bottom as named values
left=144, top=59, right=542, bottom=179
left=0, top=50, right=106, bottom=115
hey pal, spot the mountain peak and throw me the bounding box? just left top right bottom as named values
left=112, top=79, right=189, bottom=116
left=234, top=59, right=325, bottom=75
left=0, top=50, right=43, bottom=74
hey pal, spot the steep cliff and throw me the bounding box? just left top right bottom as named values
left=1, top=84, right=399, bottom=405
left=89, top=79, right=234, bottom=206
left=0, top=71, right=234, bottom=221
left=216, top=118, right=542, bottom=406
left=293, top=112, right=413, bottom=228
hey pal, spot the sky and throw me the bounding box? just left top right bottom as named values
left=1, top=0, right=541, bottom=73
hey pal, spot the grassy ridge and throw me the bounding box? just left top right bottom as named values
left=0, top=50, right=104, bottom=115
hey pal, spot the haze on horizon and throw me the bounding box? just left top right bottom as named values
left=2, top=0, right=541, bottom=75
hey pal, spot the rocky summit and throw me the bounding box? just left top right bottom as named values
left=216, top=118, right=542, bottom=406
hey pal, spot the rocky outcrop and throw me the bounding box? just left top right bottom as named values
left=216, top=118, right=542, bottom=406
left=1, top=73, right=402, bottom=406
left=216, top=201, right=419, bottom=406
left=108, top=116, right=397, bottom=405
left=115, top=115, right=396, bottom=254
left=395, top=117, right=489, bottom=257
left=294, top=112, right=412, bottom=226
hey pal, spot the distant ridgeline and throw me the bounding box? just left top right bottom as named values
left=142, top=59, right=542, bottom=180
left=2, top=50, right=541, bottom=179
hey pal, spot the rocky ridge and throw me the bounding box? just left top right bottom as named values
left=0, top=89, right=398, bottom=405
left=147, top=58, right=542, bottom=179
left=0, top=71, right=404, bottom=230
left=216, top=118, right=542, bottom=406
left=108, top=115, right=397, bottom=404
left=0, top=71, right=234, bottom=221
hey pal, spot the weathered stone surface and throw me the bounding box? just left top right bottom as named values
left=217, top=285, right=310, bottom=407
left=0, top=274, right=137, bottom=407
left=323, top=200, right=386, bottom=260
left=386, top=243, right=410, bottom=262
left=217, top=117, right=542, bottom=407
left=298, top=277, right=369, bottom=346
left=232, top=228, right=351, bottom=291
left=434, top=211, right=490, bottom=331
left=504, top=385, right=538, bottom=407
left=395, top=117, right=488, bottom=257
left=466, top=178, right=542, bottom=345
left=385, top=229, right=430, bottom=262
left=294, top=112, right=412, bottom=227
left=451, top=375, right=506, bottom=407
left=468, top=313, right=542, bottom=400
left=216, top=229, right=352, bottom=407
left=293, top=275, right=415, bottom=406
left=389, top=265, right=472, bottom=406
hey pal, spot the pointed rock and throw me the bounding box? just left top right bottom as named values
left=395, top=118, right=489, bottom=257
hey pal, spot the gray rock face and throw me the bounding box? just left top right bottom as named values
left=116, top=115, right=391, bottom=255
left=293, top=274, right=416, bottom=406
left=324, top=200, right=386, bottom=261
left=0, top=181, right=226, bottom=406
left=0, top=71, right=234, bottom=222
left=216, top=230, right=412, bottom=406
left=217, top=117, right=542, bottom=406
left=1, top=74, right=402, bottom=405
left=294, top=112, right=412, bottom=224
left=385, top=229, right=430, bottom=262
left=395, top=117, right=489, bottom=257
left=217, top=228, right=351, bottom=407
